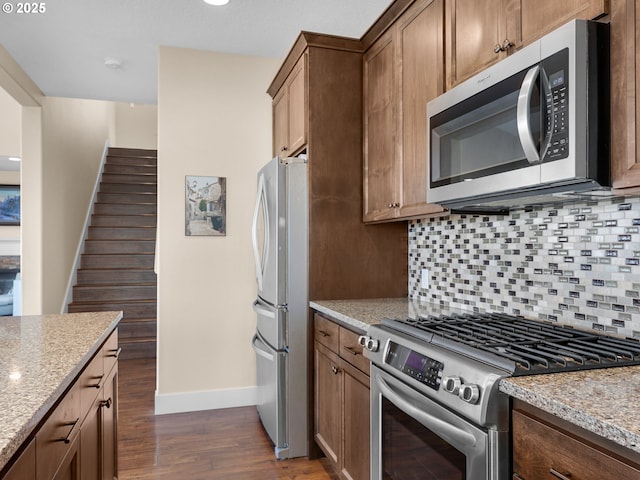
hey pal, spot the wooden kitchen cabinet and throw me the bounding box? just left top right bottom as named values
left=272, top=55, right=306, bottom=157
left=2, top=439, right=35, bottom=480
left=314, top=313, right=370, bottom=480
left=512, top=400, right=640, bottom=480
left=363, top=0, right=446, bottom=222
left=445, top=0, right=608, bottom=89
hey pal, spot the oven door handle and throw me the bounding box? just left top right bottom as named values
left=376, top=375, right=477, bottom=448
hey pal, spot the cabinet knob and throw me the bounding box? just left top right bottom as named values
left=502, top=38, right=514, bottom=51
left=100, top=397, right=113, bottom=409
left=387, top=202, right=400, bottom=208
left=331, top=365, right=341, bottom=375
left=494, top=43, right=503, bottom=54
left=549, top=468, right=572, bottom=480
left=280, top=146, right=288, bottom=152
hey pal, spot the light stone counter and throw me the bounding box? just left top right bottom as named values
left=310, top=297, right=640, bottom=457
left=0, top=311, right=122, bottom=472
left=500, top=367, right=640, bottom=455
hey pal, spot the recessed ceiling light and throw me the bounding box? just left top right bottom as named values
left=104, top=57, right=123, bottom=69
left=204, top=0, right=229, bottom=5
left=8, top=157, right=20, bottom=162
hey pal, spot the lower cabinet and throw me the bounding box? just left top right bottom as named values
left=314, top=313, right=370, bottom=480
left=1, top=329, right=119, bottom=480
left=512, top=400, right=640, bottom=480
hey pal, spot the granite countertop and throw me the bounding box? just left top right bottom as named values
left=310, top=297, right=640, bottom=457
left=0, top=311, right=122, bottom=471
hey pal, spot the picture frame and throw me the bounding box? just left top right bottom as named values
left=185, top=176, right=226, bottom=236
left=0, top=185, right=20, bottom=226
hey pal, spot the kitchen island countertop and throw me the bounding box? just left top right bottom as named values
left=310, top=297, right=640, bottom=457
left=0, top=311, right=122, bottom=472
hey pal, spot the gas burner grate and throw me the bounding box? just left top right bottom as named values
left=382, top=313, right=640, bottom=375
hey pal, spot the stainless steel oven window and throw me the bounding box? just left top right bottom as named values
left=371, top=366, right=508, bottom=480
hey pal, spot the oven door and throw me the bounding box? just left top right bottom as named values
left=371, top=365, right=506, bottom=480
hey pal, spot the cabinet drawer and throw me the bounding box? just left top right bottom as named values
left=512, top=409, right=640, bottom=480
left=102, top=329, right=120, bottom=375
left=78, top=350, right=104, bottom=422
left=36, top=383, right=81, bottom=480
left=339, top=327, right=369, bottom=375
left=314, top=314, right=339, bottom=352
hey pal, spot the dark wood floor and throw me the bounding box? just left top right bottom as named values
left=118, top=358, right=338, bottom=480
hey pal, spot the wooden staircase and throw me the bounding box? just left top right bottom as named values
left=68, top=147, right=157, bottom=359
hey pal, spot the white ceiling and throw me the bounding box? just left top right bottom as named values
left=0, top=0, right=393, bottom=105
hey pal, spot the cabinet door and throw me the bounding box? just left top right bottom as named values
left=273, top=89, right=289, bottom=157
left=520, top=0, right=608, bottom=45
left=512, top=409, right=640, bottom=480
left=446, top=0, right=514, bottom=88
left=101, top=366, right=118, bottom=480
left=80, top=395, right=102, bottom=480
left=398, top=0, right=447, bottom=218
left=2, top=438, right=35, bottom=480
left=363, top=30, right=399, bottom=222
left=51, top=432, right=80, bottom=480
left=314, top=342, right=342, bottom=464
left=341, top=361, right=370, bottom=480
left=287, top=57, right=306, bottom=155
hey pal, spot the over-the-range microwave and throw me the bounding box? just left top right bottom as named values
left=427, top=19, right=610, bottom=212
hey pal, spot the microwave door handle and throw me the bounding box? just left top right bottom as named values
left=517, top=65, right=541, bottom=164
left=539, top=69, right=553, bottom=160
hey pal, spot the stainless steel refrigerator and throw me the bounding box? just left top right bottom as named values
left=250, top=156, right=308, bottom=459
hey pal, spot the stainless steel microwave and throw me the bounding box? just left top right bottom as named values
left=427, top=20, right=610, bottom=212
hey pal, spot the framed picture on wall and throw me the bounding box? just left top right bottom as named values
left=0, top=185, right=20, bottom=226
left=185, top=176, right=226, bottom=236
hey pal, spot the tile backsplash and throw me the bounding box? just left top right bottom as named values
left=409, top=196, right=640, bottom=339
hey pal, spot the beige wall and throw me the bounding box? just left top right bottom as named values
left=0, top=87, right=21, bottom=157
left=113, top=102, right=157, bottom=150
left=156, top=46, right=279, bottom=412
left=40, top=97, right=116, bottom=312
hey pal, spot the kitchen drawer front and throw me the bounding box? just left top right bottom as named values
left=102, top=328, right=120, bottom=375
left=314, top=314, right=339, bottom=352
left=339, top=327, right=369, bottom=375
left=36, top=382, right=81, bottom=480
left=78, top=350, right=104, bottom=421
left=512, top=409, right=640, bottom=480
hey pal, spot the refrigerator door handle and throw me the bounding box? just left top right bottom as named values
left=253, top=299, right=277, bottom=319
left=252, top=333, right=275, bottom=361
left=251, top=173, right=269, bottom=291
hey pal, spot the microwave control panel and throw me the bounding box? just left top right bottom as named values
left=544, top=49, right=570, bottom=161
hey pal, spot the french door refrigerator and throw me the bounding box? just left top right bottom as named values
left=250, top=156, right=308, bottom=459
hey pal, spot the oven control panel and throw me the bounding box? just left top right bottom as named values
left=385, top=341, right=443, bottom=390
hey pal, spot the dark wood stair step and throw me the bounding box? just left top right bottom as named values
left=81, top=253, right=155, bottom=268
left=93, top=203, right=157, bottom=215
left=90, top=214, right=156, bottom=227
left=99, top=182, right=157, bottom=194
left=118, top=318, right=157, bottom=340
left=104, top=164, right=157, bottom=175
left=83, top=240, right=156, bottom=254
left=68, top=299, right=156, bottom=319
left=106, top=156, right=157, bottom=167
left=118, top=338, right=156, bottom=360
left=108, top=147, right=157, bottom=158
left=101, top=173, right=157, bottom=185
left=88, top=226, right=156, bottom=240
left=77, top=268, right=157, bottom=284
left=97, top=192, right=157, bottom=204
left=72, top=284, right=156, bottom=302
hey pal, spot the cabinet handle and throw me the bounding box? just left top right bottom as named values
left=107, top=347, right=122, bottom=359
left=331, top=365, right=341, bottom=375
left=344, top=346, right=360, bottom=356
left=494, top=39, right=514, bottom=54
left=55, top=418, right=79, bottom=444
left=89, top=374, right=104, bottom=389
left=100, top=397, right=113, bottom=409
left=387, top=202, right=400, bottom=208
left=280, top=146, right=288, bottom=152
left=318, top=330, right=330, bottom=338
left=549, top=468, right=572, bottom=480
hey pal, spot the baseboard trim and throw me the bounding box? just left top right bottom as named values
left=154, top=386, right=257, bottom=415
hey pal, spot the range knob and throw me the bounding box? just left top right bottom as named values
left=357, top=335, right=379, bottom=352
left=459, top=384, right=480, bottom=404
left=442, top=376, right=462, bottom=395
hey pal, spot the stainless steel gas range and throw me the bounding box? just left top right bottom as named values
left=359, top=312, right=640, bottom=480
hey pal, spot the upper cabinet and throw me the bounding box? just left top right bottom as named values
left=610, top=0, right=640, bottom=190
left=272, top=55, right=307, bottom=157
left=363, top=0, right=447, bottom=223
left=445, top=0, right=609, bottom=88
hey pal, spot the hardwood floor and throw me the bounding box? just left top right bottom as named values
left=118, top=358, right=338, bottom=480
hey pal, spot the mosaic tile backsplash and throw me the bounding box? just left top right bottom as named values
left=409, top=196, right=640, bottom=339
